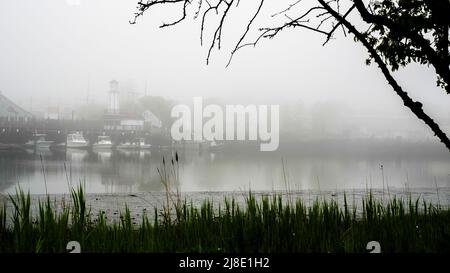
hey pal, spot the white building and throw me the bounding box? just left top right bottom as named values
left=108, top=80, right=120, bottom=115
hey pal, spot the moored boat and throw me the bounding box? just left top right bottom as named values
left=138, top=138, right=151, bottom=149
left=24, top=134, right=54, bottom=149
left=92, top=135, right=113, bottom=150
left=116, top=141, right=139, bottom=150
left=66, top=132, right=89, bottom=149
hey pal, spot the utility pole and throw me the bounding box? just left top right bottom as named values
left=144, top=80, right=148, bottom=97
left=86, top=74, right=91, bottom=105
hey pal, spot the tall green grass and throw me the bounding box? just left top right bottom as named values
left=0, top=185, right=449, bottom=253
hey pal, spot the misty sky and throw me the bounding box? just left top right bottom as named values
left=0, top=0, right=448, bottom=125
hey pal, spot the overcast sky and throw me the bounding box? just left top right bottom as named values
left=0, top=0, right=448, bottom=124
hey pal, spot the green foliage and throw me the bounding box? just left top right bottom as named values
left=363, top=0, right=449, bottom=91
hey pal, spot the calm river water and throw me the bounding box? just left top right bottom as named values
left=0, top=144, right=449, bottom=196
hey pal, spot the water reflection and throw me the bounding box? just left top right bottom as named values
left=0, top=146, right=449, bottom=194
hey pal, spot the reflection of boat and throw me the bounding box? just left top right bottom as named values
left=66, top=132, right=89, bottom=149
left=138, top=138, right=151, bottom=149
left=92, top=136, right=113, bottom=150
left=208, top=140, right=224, bottom=152
left=174, top=140, right=206, bottom=150
left=24, top=134, right=54, bottom=149
left=65, top=148, right=88, bottom=161
left=159, top=145, right=171, bottom=151
left=51, top=142, right=66, bottom=151
left=116, top=149, right=139, bottom=157
left=0, top=143, right=24, bottom=152
left=96, top=150, right=112, bottom=162
left=31, top=148, right=53, bottom=156
left=139, top=150, right=150, bottom=159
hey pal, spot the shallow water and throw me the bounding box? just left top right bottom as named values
left=1, top=187, right=449, bottom=227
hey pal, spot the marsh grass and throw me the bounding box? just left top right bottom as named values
left=0, top=184, right=449, bottom=253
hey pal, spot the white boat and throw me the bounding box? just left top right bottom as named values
left=25, top=134, right=54, bottom=149
left=116, top=141, right=139, bottom=150
left=92, top=135, right=113, bottom=150
left=138, top=138, right=151, bottom=149
left=66, top=132, right=89, bottom=149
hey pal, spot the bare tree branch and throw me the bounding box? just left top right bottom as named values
left=130, top=0, right=450, bottom=151
left=227, top=0, right=265, bottom=67
left=130, top=0, right=191, bottom=26
left=205, top=0, right=233, bottom=64
left=271, top=0, right=303, bottom=18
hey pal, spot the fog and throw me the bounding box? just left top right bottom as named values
left=0, top=0, right=449, bottom=142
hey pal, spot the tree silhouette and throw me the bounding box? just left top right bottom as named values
left=139, top=96, right=174, bottom=129
left=131, top=0, right=450, bottom=151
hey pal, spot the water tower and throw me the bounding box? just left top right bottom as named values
left=108, top=80, right=119, bottom=114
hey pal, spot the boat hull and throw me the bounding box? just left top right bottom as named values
left=93, top=144, right=113, bottom=149
left=66, top=142, right=89, bottom=149
left=116, top=144, right=139, bottom=150
left=36, top=141, right=54, bottom=149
